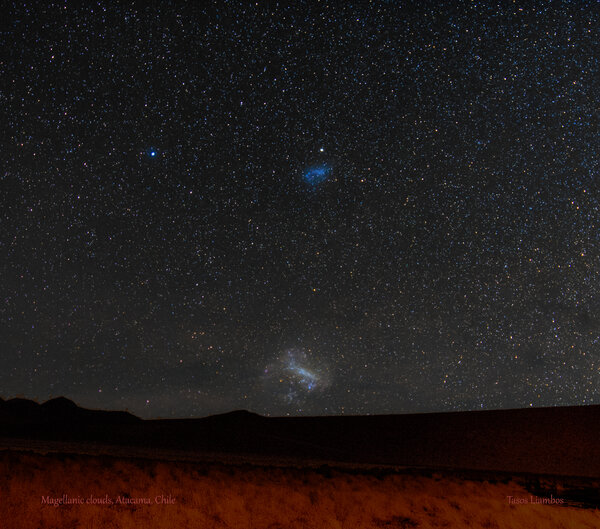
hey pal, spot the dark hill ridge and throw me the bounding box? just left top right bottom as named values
left=0, top=396, right=140, bottom=425
left=1, top=398, right=600, bottom=477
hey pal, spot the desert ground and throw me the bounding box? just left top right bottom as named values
left=1, top=447, right=599, bottom=529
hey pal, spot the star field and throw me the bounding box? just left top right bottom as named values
left=1, top=1, right=599, bottom=418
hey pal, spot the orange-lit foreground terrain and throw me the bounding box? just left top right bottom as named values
left=2, top=398, right=600, bottom=527
left=2, top=449, right=600, bottom=529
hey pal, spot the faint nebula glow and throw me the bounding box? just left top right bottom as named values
left=260, top=349, right=330, bottom=408
left=287, top=362, right=318, bottom=391
left=303, top=165, right=331, bottom=186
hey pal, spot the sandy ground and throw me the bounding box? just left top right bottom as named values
left=1, top=448, right=599, bottom=529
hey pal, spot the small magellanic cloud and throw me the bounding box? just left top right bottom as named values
left=303, top=165, right=332, bottom=187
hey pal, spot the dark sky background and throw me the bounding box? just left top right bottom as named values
left=2, top=1, right=599, bottom=418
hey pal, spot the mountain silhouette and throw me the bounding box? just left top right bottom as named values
left=1, top=398, right=600, bottom=477
left=0, top=396, right=140, bottom=425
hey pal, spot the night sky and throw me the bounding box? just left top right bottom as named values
left=2, top=1, right=599, bottom=418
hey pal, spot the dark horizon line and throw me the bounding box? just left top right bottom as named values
left=1, top=394, right=597, bottom=422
